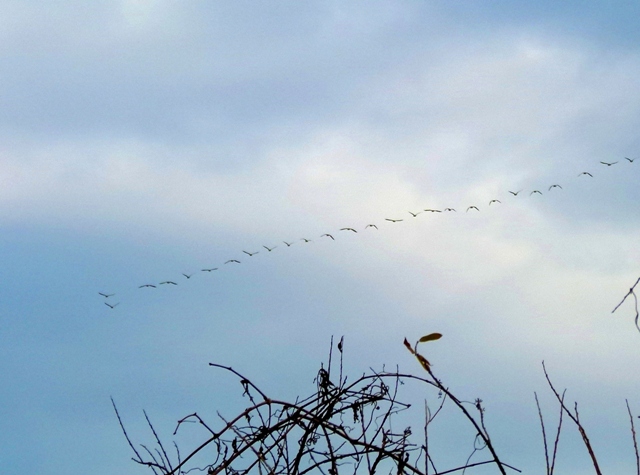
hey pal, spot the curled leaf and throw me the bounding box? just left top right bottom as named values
left=403, top=338, right=415, bottom=354
left=418, top=333, right=442, bottom=343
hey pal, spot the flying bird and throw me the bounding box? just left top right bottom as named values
left=201, top=268, right=218, bottom=272
left=365, top=224, right=378, bottom=229
left=301, top=238, right=313, bottom=243
left=578, top=172, right=593, bottom=177
left=548, top=184, right=563, bottom=191
left=225, top=259, right=241, bottom=264
left=340, top=227, right=357, bottom=233
left=283, top=241, right=294, bottom=247
left=139, top=284, right=156, bottom=288
left=625, top=157, right=636, bottom=163
left=489, top=200, right=501, bottom=205
left=444, top=208, right=456, bottom=212
left=242, top=250, right=259, bottom=257
left=530, top=190, right=542, bottom=195
left=600, top=161, right=618, bottom=166
left=98, top=292, right=114, bottom=298
left=508, top=190, right=522, bottom=196
left=466, top=206, right=479, bottom=212
left=321, top=233, right=335, bottom=240
left=105, top=302, right=120, bottom=309
left=160, top=281, right=178, bottom=285
left=263, top=245, right=277, bottom=252
left=385, top=218, right=403, bottom=222
left=424, top=208, right=442, bottom=213
left=408, top=211, right=422, bottom=217
left=182, top=273, right=193, bottom=279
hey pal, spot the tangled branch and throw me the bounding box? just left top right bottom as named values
left=115, top=338, right=521, bottom=475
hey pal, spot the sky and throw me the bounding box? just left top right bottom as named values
left=1, top=1, right=640, bottom=474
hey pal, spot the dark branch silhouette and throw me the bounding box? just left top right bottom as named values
left=612, top=277, right=640, bottom=333
left=118, top=338, right=526, bottom=475
left=542, top=361, right=602, bottom=475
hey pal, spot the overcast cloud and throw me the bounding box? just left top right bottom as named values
left=1, top=2, right=640, bottom=474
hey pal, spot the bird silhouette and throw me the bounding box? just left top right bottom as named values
left=105, top=302, right=120, bottom=309
left=98, top=292, right=114, bottom=298
left=424, top=208, right=442, bottom=213
left=365, top=224, right=378, bottom=229
left=489, top=200, right=501, bottom=205
left=600, top=161, right=618, bottom=166
left=340, top=227, right=357, bottom=233
left=466, top=206, right=479, bottom=212
left=182, top=273, right=193, bottom=279
left=321, top=234, right=335, bottom=240
left=160, top=281, right=178, bottom=285
left=385, top=218, right=403, bottom=222
left=444, top=208, right=456, bottom=212
left=548, top=184, right=562, bottom=191
left=263, top=245, right=277, bottom=252
left=301, top=238, right=313, bottom=243
left=408, top=211, right=422, bottom=217
left=530, top=190, right=542, bottom=195
left=508, top=190, right=522, bottom=196
left=625, top=157, right=636, bottom=163
left=578, top=172, right=593, bottom=177
left=242, top=250, right=259, bottom=257
left=225, top=259, right=241, bottom=264
left=201, top=268, right=218, bottom=272
left=139, top=284, right=156, bottom=288
left=283, top=241, right=294, bottom=247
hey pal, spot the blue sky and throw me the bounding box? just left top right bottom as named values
left=1, top=1, right=640, bottom=474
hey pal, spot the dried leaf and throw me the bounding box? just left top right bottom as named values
left=416, top=353, right=431, bottom=371
left=403, top=338, right=415, bottom=354
left=418, top=333, right=442, bottom=343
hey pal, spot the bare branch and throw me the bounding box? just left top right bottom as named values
left=612, top=277, right=640, bottom=333
left=542, top=362, right=602, bottom=475
left=626, top=399, right=640, bottom=475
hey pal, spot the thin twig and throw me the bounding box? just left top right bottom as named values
left=612, top=277, right=640, bottom=333
left=626, top=399, right=640, bottom=475
left=111, top=396, right=144, bottom=464
left=550, top=389, right=565, bottom=475
left=144, top=410, right=173, bottom=472
left=534, top=392, right=550, bottom=475
left=542, top=361, right=602, bottom=475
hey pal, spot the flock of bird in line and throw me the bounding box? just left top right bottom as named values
left=99, top=158, right=636, bottom=308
